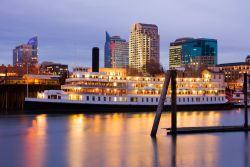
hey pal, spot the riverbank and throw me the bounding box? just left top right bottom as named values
left=0, top=84, right=60, bottom=113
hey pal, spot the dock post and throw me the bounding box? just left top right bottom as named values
left=171, top=70, right=177, bottom=135
left=151, top=70, right=171, bottom=137
left=244, top=73, right=248, bottom=128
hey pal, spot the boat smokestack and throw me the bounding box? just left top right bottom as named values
left=92, top=47, right=99, bottom=72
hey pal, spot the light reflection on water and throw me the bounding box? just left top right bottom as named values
left=0, top=109, right=250, bottom=167
left=23, top=114, right=47, bottom=167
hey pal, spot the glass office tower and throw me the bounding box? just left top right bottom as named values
left=27, top=36, right=38, bottom=65
left=104, top=32, right=128, bottom=68
left=13, top=36, right=38, bottom=67
left=169, top=38, right=217, bottom=69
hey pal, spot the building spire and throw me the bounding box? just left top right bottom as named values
left=105, top=31, right=110, bottom=42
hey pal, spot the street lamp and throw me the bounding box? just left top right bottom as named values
left=26, top=63, right=29, bottom=98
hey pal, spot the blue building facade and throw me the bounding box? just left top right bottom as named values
left=169, top=38, right=217, bottom=68
left=27, top=36, right=38, bottom=65
left=104, top=32, right=111, bottom=68
left=181, top=38, right=217, bottom=65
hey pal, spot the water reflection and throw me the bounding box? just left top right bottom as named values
left=0, top=109, right=250, bottom=167
left=244, top=132, right=249, bottom=167
left=68, top=114, right=85, bottom=167
left=23, top=114, right=47, bottom=167
left=151, top=138, right=160, bottom=166
left=171, top=136, right=177, bottom=167
left=151, top=134, right=220, bottom=167
left=177, top=111, right=222, bottom=127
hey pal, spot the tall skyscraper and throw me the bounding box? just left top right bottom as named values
left=169, top=38, right=217, bottom=69
left=129, top=23, right=160, bottom=73
left=27, top=36, right=38, bottom=65
left=13, top=36, right=38, bottom=67
left=13, top=44, right=32, bottom=67
left=104, top=32, right=129, bottom=68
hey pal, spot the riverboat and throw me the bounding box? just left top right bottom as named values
left=25, top=70, right=232, bottom=113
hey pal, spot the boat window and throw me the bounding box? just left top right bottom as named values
left=124, top=97, right=127, bottom=102
left=183, top=98, right=185, bottom=102
left=98, top=97, right=101, bottom=101
left=196, top=97, right=200, bottom=102
left=151, top=98, right=153, bottom=102
left=207, top=97, right=209, bottom=101
left=48, top=95, right=51, bottom=99
left=146, top=98, right=149, bottom=102
left=211, top=97, right=213, bottom=101
left=104, top=97, right=106, bottom=101
left=86, top=96, right=89, bottom=101
left=119, top=97, right=122, bottom=102
left=130, top=97, right=138, bottom=102
left=58, top=96, right=61, bottom=99
left=51, top=95, right=57, bottom=99
left=214, top=97, right=216, bottom=101
left=156, top=98, right=158, bottom=102
left=187, top=98, right=189, bottom=102
left=109, top=97, right=111, bottom=101
left=191, top=98, right=194, bottom=102
left=142, top=98, right=144, bottom=102
left=178, top=98, right=181, bottom=102
left=92, top=96, right=95, bottom=101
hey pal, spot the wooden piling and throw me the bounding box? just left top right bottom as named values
left=244, top=73, right=248, bottom=128
left=171, top=70, right=177, bottom=134
left=151, top=70, right=171, bottom=137
left=164, top=72, right=250, bottom=135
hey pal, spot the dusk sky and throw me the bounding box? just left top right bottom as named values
left=0, top=0, right=249, bottom=69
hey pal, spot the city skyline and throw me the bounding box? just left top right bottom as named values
left=0, top=0, right=250, bottom=70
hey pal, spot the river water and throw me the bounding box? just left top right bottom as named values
left=0, top=108, right=249, bottom=167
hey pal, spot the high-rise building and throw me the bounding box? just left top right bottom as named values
left=104, top=32, right=129, bottom=68
left=13, top=37, right=38, bottom=67
left=169, top=45, right=182, bottom=69
left=13, top=44, right=32, bottom=67
left=104, top=32, right=111, bottom=68
left=129, top=23, right=160, bottom=73
left=27, top=37, right=38, bottom=65
left=169, top=38, right=217, bottom=69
